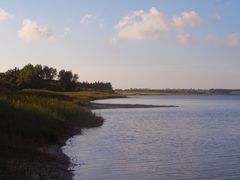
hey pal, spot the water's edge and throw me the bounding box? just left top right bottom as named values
left=63, top=95, right=240, bottom=180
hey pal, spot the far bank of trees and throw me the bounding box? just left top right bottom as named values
left=116, top=88, right=240, bottom=95
left=77, top=82, right=113, bottom=91
left=0, top=64, right=113, bottom=92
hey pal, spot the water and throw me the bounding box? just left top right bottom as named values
left=63, top=96, right=240, bottom=180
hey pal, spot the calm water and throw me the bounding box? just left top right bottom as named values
left=63, top=96, right=240, bottom=180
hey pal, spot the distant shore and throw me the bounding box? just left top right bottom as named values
left=91, top=103, right=177, bottom=109
left=116, top=89, right=240, bottom=96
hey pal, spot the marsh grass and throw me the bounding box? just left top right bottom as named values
left=0, top=89, right=122, bottom=179
left=0, top=89, right=110, bottom=144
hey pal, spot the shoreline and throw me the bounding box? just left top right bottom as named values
left=1, top=91, right=181, bottom=179
left=43, top=127, right=82, bottom=180
left=90, top=103, right=178, bottom=109
left=1, top=91, right=182, bottom=179
left=60, top=102, right=178, bottom=179
left=0, top=90, right=123, bottom=180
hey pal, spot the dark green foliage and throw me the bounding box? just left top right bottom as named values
left=4, top=67, right=20, bottom=84
left=42, top=65, right=57, bottom=80
left=0, top=91, right=104, bottom=144
left=77, top=81, right=113, bottom=91
left=58, top=70, right=78, bottom=91
left=17, top=64, right=43, bottom=88
left=0, top=63, right=113, bottom=92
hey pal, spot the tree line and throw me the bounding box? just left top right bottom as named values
left=77, top=82, right=113, bottom=91
left=0, top=64, right=113, bottom=91
left=116, top=88, right=240, bottom=95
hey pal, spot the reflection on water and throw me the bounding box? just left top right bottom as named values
left=63, top=96, right=240, bottom=180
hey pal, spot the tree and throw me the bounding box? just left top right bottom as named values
left=17, top=64, right=44, bottom=88
left=42, top=66, right=57, bottom=80
left=72, top=74, right=79, bottom=83
left=58, top=70, right=78, bottom=91
left=77, top=81, right=113, bottom=91
left=4, top=67, right=20, bottom=84
left=34, top=64, right=44, bottom=83
left=2, top=63, right=115, bottom=92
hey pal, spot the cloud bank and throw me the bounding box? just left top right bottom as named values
left=112, top=7, right=201, bottom=43
left=18, top=19, right=52, bottom=42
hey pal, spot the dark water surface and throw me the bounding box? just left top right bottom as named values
left=63, top=96, right=240, bottom=180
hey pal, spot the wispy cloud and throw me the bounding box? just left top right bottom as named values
left=18, top=19, right=52, bottom=42
left=80, top=14, right=97, bottom=26
left=226, top=33, right=240, bottom=48
left=206, top=33, right=240, bottom=48
left=206, top=34, right=217, bottom=41
left=0, top=8, right=14, bottom=23
left=177, top=33, right=195, bottom=45
left=111, top=7, right=201, bottom=44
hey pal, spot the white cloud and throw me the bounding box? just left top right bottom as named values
left=112, top=7, right=201, bottom=43
left=18, top=19, right=52, bottom=42
left=226, top=33, right=240, bottom=48
left=177, top=33, right=195, bottom=45
left=80, top=14, right=96, bottom=26
left=172, top=11, right=201, bottom=29
left=0, top=8, right=14, bottom=23
left=111, top=8, right=169, bottom=43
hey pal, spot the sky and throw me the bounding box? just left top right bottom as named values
left=0, top=0, right=240, bottom=89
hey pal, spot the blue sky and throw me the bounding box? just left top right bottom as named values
left=0, top=0, right=240, bottom=89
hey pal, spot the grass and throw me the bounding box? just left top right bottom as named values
left=0, top=89, right=124, bottom=179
